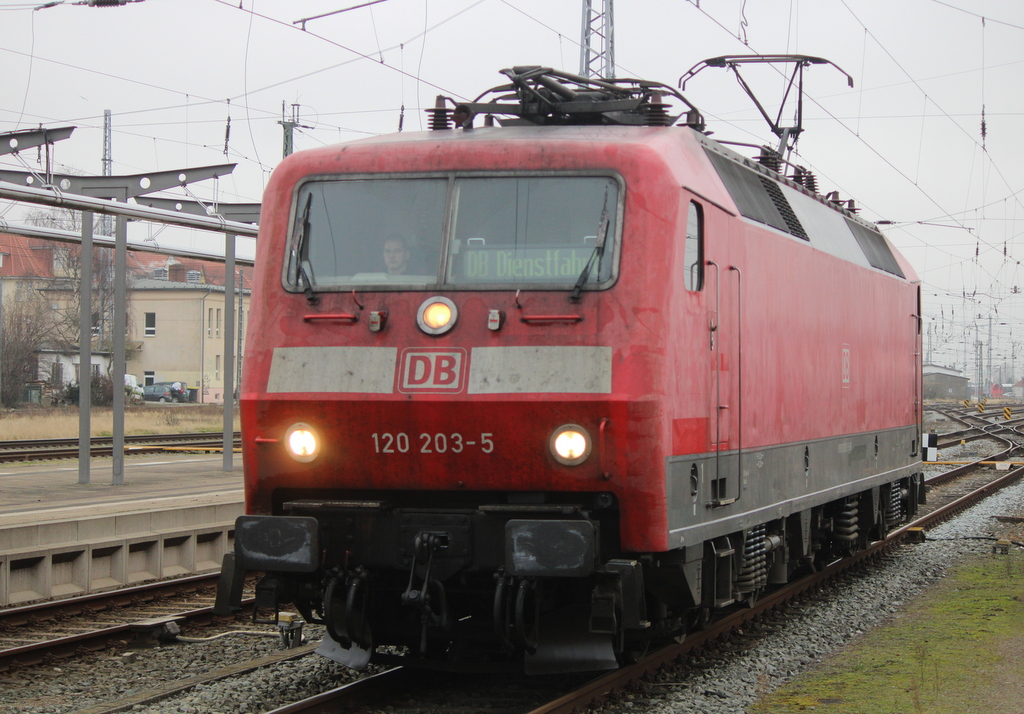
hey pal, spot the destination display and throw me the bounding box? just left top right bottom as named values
left=457, top=246, right=602, bottom=283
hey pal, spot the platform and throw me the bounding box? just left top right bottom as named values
left=0, top=454, right=244, bottom=607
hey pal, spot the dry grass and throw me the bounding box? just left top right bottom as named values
left=0, top=405, right=239, bottom=440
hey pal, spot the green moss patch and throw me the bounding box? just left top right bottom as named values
left=752, top=552, right=1024, bottom=714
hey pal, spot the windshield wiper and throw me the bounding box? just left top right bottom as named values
left=570, top=192, right=610, bottom=303
left=299, top=259, right=318, bottom=305
left=290, top=193, right=319, bottom=305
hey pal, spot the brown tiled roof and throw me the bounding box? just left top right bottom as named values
left=0, top=234, right=250, bottom=289
left=0, top=233, right=57, bottom=278
left=129, top=252, right=252, bottom=289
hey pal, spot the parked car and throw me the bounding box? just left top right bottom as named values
left=151, top=381, right=189, bottom=402
left=125, top=375, right=144, bottom=403
left=143, top=384, right=176, bottom=403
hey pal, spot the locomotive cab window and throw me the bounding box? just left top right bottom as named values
left=684, top=201, right=704, bottom=291
left=286, top=173, right=621, bottom=292
left=289, top=178, right=448, bottom=289
left=445, top=176, right=618, bottom=287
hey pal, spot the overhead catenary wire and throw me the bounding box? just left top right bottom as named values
left=673, top=0, right=1024, bottom=377
left=838, top=0, right=1024, bottom=224
left=0, top=0, right=1019, bottom=346
left=242, top=0, right=267, bottom=184
left=211, top=0, right=475, bottom=101
left=14, top=5, right=37, bottom=130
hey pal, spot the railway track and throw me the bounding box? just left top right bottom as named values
left=0, top=432, right=241, bottom=463
left=183, top=443, right=1024, bottom=714
left=0, top=573, right=252, bottom=672
left=5, top=419, right=1019, bottom=713
left=525, top=460, right=1024, bottom=714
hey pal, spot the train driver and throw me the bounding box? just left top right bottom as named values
left=383, top=236, right=410, bottom=275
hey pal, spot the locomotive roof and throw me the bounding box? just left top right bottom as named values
left=303, top=123, right=878, bottom=237
left=279, top=65, right=915, bottom=285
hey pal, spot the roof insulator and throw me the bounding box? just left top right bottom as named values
left=682, top=108, right=706, bottom=132
left=792, top=166, right=818, bottom=194
left=643, top=91, right=672, bottom=126
left=757, top=146, right=781, bottom=173
left=428, top=96, right=451, bottom=131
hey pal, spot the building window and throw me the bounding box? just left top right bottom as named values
left=215, top=354, right=221, bottom=380
left=216, top=308, right=221, bottom=337
left=71, top=363, right=102, bottom=380
left=144, top=371, right=155, bottom=386
left=144, top=312, right=156, bottom=337
left=51, top=362, right=63, bottom=387
left=208, top=307, right=213, bottom=337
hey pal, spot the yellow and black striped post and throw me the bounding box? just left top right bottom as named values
left=1005, top=407, right=1013, bottom=420
left=978, top=403, right=986, bottom=414
left=963, top=399, right=971, bottom=408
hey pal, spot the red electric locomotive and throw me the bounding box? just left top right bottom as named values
left=219, top=65, right=923, bottom=673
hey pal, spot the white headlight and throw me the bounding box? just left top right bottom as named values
left=550, top=424, right=591, bottom=465
left=285, top=423, right=320, bottom=462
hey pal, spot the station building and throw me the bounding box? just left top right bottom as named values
left=128, top=254, right=251, bottom=403
left=0, top=233, right=249, bottom=405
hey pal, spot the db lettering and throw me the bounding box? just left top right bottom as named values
left=399, top=349, right=466, bottom=393
left=407, top=354, right=458, bottom=386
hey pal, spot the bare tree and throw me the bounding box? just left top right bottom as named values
left=26, top=206, right=82, bottom=233
left=25, top=208, right=138, bottom=362
left=0, top=287, right=57, bottom=406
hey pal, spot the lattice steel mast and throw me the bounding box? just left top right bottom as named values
left=579, top=0, right=614, bottom=79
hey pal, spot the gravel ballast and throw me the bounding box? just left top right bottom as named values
left=596, top=476, right=1024, bottom=714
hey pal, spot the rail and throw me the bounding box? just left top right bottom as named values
left=0, top=432, right=242, bottom=462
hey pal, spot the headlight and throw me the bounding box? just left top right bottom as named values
left=417, top=296, right=458, bottom=335
left=550, top=424, right=591, bottom=465
left=285, top=423, right=320, bottom=462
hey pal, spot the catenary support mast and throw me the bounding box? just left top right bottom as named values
left=579, top=0, right=615, bottom=79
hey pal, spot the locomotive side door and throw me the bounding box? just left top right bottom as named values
left=699, top=203, right=740, bottom=506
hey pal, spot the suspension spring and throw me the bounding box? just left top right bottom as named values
left=833, top=499, right=860, bottom=542
left=735, top=524, right=768, bottom=593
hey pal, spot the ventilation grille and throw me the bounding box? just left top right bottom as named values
left=704, top=149, right=809, bottom=242
left=759, top=176, right=808, bottom=240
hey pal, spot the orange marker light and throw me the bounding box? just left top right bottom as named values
left=417, top=296, right=458, bottom=335
left=422, top=302, right=452, bottom=329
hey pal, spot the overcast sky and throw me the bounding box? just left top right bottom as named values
left=2, top=0, right=1023, bottom=382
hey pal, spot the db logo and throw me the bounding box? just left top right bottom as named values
left=398, top=349, right=467, bottom=393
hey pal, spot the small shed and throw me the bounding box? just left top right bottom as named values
left=923, top=364, right=969, bottom=401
